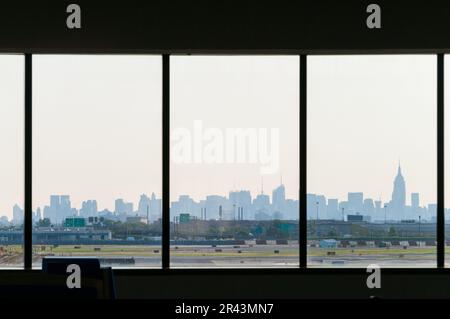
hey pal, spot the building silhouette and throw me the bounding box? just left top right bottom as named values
left=390, top=164, right=406, bottom=218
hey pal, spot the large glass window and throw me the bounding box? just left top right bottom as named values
left=33, top=55, right=162, bottom=268
left=308, top=55, right=436, bottom=268
left=170, top=56, right=299, bottom=268
left=0, top=55, right=24, bottom=268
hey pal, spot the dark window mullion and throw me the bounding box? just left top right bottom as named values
left=162, top=54, right=170, bottom=269
left=437, top=53, right=445, bottom=268
left=24, top=53, right=32, bottom=269
left=300, top=55, right=307, bottom=268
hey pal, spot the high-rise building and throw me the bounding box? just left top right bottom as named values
left=363, top=198, right=374, bottom=216
left=12, top=204, right=23, bottom=225
left=43, top=195, right=74, bottom=224
left=35, top=207, right=42, bottom=221
left=114, top=198, right=133, bottom=216
left=374, top=199, right=382, bottom=220
left=137, top=193, right=162, bottom=221
left=138, top=194, right=151, bottom=217
left=253, top=193, right=270, bottom=209
left=50, top=195, right=60, bottom=211
left=307, top=194, right=317, bottom=220
left=327, top=198, right=339, bottom=220
left=229, top=190, right=252, bottom=220
left=316, top=195, right=327, bottom=219
left=347, top=192, right=364, bottom=214
left=205, top=195, right=228, bottom=220
left=60, top=195, right=71, bottom=210
left=80, top=200, right=98, bottom=217
left=390, top=164, right=406, bottom=219
left=411, top=193, right=420, bottom=208
left=272, top=184, right=286, bottom=210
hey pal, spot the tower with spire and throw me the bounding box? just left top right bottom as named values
left=390, top=163, right=406, bottom=219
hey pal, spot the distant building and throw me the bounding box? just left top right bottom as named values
left=271, top=184, right=286, bottom=219
left=12, top=204, right=23, bottom=225
left=44, top=195, right=74, bottom=225
left=411, top=193, right=420, bottom=208
left=363, top=198, right=374, bottom=216
left=138, top=193, right=161, bottom=221
left=347, top=214, right=371, bottom=223
left=80, top=200, right=98, bottom=218
left=327, top=199, right=339, bottom=220
left=0, top=216, right=10, bottom=226
left=114, top=198, right=133, bottom=216
left=347, top=192, right=364, bottom=214
left=229, top=190, right=252, bottom=220
left=319, top=239, right=338, bottom=248
left=390, top=164, right=406, bottom=219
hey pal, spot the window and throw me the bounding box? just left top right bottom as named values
left=32, top=55, right=162, bottom=268
left=170, top=56, right=299, bottom=268
left=0, top=53, right=441, bottom=270
left=308, top=55, right=436, bottom=267
left=0, top=55, right=24, bottom=268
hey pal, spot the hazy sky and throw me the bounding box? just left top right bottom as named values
left=33, top=55, right=162, bottom=213
left=445, top=56, right=450, bottom=208
left=308, top=55, right=436, bottom=206
left=0, top=54, right=444, bottom=218
left=170, top=56, right=300, bottom=202
left=0, top=55, right=23, bottom=218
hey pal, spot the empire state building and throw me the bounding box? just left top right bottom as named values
left=390, top=164, right=406, bottom=215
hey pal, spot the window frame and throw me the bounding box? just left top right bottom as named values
left=15, top=52, right=443, bottom=272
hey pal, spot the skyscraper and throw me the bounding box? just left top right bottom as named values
left=390, top=164, right=406, bottom=218
left=327, top=198, right=339, bottom=220
left=272, top=184, right=285, bottom=208
left=12, top=204, right=23, bottom=225
left=80, top=200, right=98, bottom=217
left=411, top=193, right=420, bottom=208
left=229, top=190, right=252, bottom=220
left=347, top=192, right=363, bottom=214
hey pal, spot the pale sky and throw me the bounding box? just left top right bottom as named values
left=33, top=55, right=162, bottom=213
left=0, top=54, right=445, bottom=218
left=0, top=55, right=23, bottom=218
left=308, top=55, right=436, bottom=207
left=170, top=56, right=300, bottom=202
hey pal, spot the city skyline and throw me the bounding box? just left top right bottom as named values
left=308, top=55, right=436, bottom=206
left=1, top=162, right=440, bottom=225
left=32, top=55, right=163, bottom=222
left=0, top=55, right=442, bottom=220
